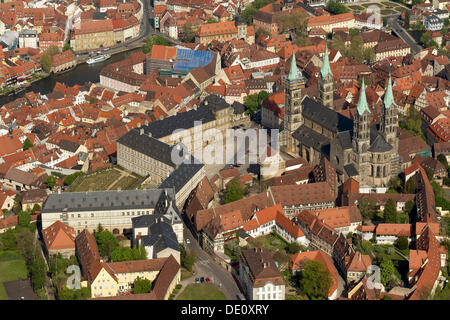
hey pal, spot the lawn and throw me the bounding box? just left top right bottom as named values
left=109, top=175, right=141, bottom=190
left=380, top=9, right=395, bottom=15
left=176, top=283, right=227, bottom=300
left=348, top=5, right=365, bottom=10
left=0, top=259, right=28, bottom=300
left=73, top=169, right=122, bottom=192
left=181, top=269, right=193, bottom=281
left=246, top=233, right=289, bottom=252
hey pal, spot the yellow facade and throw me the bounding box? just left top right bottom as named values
left=74, top=31, right=114, bottom=52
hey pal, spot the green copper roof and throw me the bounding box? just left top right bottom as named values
left=356, top=78, right=370, bottom=115
left=383, top=72, right=397, bottom=109
left=320, top=43, right=333, bottom=79
left=288, top=51, right=300, bottom=82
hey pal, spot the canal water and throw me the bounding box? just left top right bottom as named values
left=0, top=48, right=139, bottom=106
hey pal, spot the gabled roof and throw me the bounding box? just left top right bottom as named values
left=42, top=220, right=76, bottom=251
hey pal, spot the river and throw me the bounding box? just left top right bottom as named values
left=0, top=48, right=139, bottom=106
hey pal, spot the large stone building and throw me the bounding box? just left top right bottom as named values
left=282, top=46, right=401, bottom=188
left=41, top=189, right=176, bottom=235
left=117, top=95, right=237, bottom=184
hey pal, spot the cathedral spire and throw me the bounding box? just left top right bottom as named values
left=320, top=43, right=333, bottom=78
left=288, top=51, right=300, bottom=82
left=356, top=78, right=370, bottom=115
left=383, top=72, right=397, bottom=109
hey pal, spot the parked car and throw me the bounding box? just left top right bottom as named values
left=200, top=277, right=205, bottom=283
left=205, top=277, right=210, bottom=283
left=195, top=277, right=200, bottom=283
left=186, top=238, right=190, bottom=244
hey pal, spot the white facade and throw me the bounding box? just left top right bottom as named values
left=239, top=263, right=285, bottom=300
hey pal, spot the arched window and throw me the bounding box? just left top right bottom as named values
left=376, top=166, right=381, bottom=177
left=383, top=166, right=386, bottom=177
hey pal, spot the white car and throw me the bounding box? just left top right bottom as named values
left=186, top=239, right=190, bottom=244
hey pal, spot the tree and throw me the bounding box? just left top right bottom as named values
left=242, top=7, right=258, bottom=25
left=180, top=244, right=196, bottom=272
left=183, top=23, right=196, bottom=43
left=288, top=242, right=302, bottom=254
left=255, top=27, right=269, bottom=40
left=13, top=194, right=22, bottom=214
left=40, top=54, right=52, bottom=73
left=388, top=176, right=403, bottom=191
left=46, top=175, right=58, bottom=189
left=244, top=94, right=259, bottom=116
left=258, top=91, right=269, bottom=106
left=437, top=154, right=449, bottom=169
left=299, top=260, right=333, bottom=300
left=23, top=138, right=34, bottom=151
left=404, top=178, right=417, bottom=194
left=95, top=230, right=119, bottom=260
left=404, top=11, right=410, bottom=29
left=207, top=18, right=217, bottom=24
left=325, top=0, right=350, bottom=14
left=16, top=228, right=34, bottom=265
left=380, top=258, right=395, bottom=286
left=223, top=178, right=244, bottom=203
left=405, top=200, right=415, bottom=217
left=46, top=45, right=60, bottom=56
left=396, top=236, right=409, bottom=250
left=349, top=28, right=360, bottom=37
left=383, top=198, right=398, bottom=223
left=31, top=249, right=48, bottom=290
left=64, top=172, right=82, bottom=186
left=358, top=197, right=377, bottom=220
left=63, top=44, right=74, bottom=53
left=18, top=211, right=31, bottom=227
left=277, top=12, right=308, bottom=33
left=142, top=35, right=169, bottom=54
left=32, top=204, right=41, bottom=213
left=133, top=277, right=152, bottom=294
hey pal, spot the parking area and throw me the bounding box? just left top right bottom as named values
left=3, top=279, right=37, bottom=300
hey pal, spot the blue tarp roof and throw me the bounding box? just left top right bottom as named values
left=173, top=49, right=214, bottom=72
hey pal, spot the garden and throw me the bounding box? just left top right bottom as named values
left=72, top=168, right=122, bottom=191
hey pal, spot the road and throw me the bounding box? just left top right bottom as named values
left=76, top=0, right=181, bottom=62
left=386, top=15, right=422, bottom=54
left=183, top=227, right=243, bottom=300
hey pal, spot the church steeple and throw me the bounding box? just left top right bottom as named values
left=288, top=51, right=300, bottom=82
left=383, top=72, right=397, bottom=109
left=283, top=50, right=304, bottom=152
left=356, top=78, right=370, bottom=116
left=380, top=72, right=399, bottom=151
left=318, top=43, right=334, bottom=108
left=320, top=43, right=333, bottom=79
left=353, top=77, right=371, bottom=155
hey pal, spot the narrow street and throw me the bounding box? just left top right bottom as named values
left=386, top=15, right=423, bottom=54
left=183, top=227, right=242, bottom=300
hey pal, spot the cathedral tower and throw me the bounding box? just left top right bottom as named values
left=353, top=78, right=371, bottom=154
left=318, top=43, right=334, bottom=108
left=283, top=51, right=304, bottom=152
left=379, top=72, right=399, bottom=152
left=352, top=78, right=371, bottom=183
